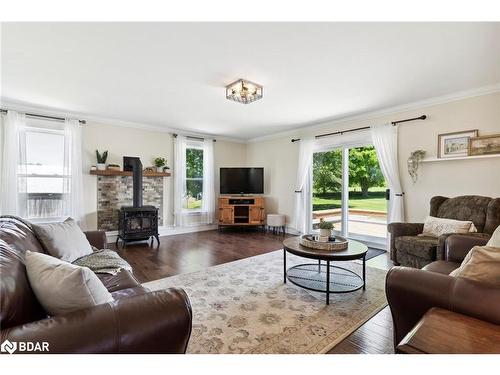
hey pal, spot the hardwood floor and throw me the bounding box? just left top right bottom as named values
left=111, top=228, right=395, bottom=354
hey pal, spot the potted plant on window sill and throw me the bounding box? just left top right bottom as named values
left=154, top=157, right=167, bottom=173
left=96, top=150, right=108, bottom=171
left=318, top=218, right=334, bottom=237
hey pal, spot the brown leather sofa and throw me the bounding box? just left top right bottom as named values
left=386, top=233, right=500, bottom=349
left=0, top=216, right=192, bottom=353
left=388, top=195, right=500, bottom=268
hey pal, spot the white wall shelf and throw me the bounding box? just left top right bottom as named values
left=421, top=154, right=500, bottom=163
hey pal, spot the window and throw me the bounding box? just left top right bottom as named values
left=19, top=122, right=67, bottom=220
left=184, top=146, right=204, bottom=211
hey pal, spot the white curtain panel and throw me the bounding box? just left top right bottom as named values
left=370, top=123, right=405, bottom=223
left=0, top=110, right=26, bottom=215
left=173, top=135, right=188, bottom=227
left=200, top=138, right=215, bottom=224
left=292, top=136, right=315, bottom=234
left=63, top=119, right=86, bottom=228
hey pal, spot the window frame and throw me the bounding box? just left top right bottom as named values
left=19, top=121, right=69, bottom=222
left=183, top=142, right=204, bottom=213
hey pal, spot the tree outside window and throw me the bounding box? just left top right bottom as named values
left=184, top=147, right=203, bottom=210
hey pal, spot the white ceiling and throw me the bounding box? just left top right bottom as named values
left=1, top=22, right=499, bottom=140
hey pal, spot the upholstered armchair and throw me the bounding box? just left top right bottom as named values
left=388, top=195, right=500, bottom=268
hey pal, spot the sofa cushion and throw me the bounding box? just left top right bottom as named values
left=487, top=225, right=500, bottom=247
left=26, top=251, right=113, bottom=316
left=422, top=216, right=477, bottom=237
left=449, top=245, right=500, bottom=286
left=423, top=260, right=460, bottom=275
left=0, top=239, right=48, bottom=329
left=32, top=218, right=93, bottom=262
left=395, top=235, right=438, bottom=259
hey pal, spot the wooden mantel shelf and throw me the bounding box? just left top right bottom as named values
left=90, top=169, right=171, bottom=177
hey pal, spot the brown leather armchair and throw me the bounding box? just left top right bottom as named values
left=388, top=195, right=500, bottom=268
left=386, top=234, right=500, bottom=349
left=0, top=216, right=192, bottom=353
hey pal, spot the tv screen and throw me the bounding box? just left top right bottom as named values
left=220, top=168, right=264, bottom=195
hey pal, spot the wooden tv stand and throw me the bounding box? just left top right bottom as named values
left=218, top=196, right=265, bottom=229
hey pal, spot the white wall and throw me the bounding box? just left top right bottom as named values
left=82, top=122, right=247, bottom=230
left=246, top=92, right=500, bottom=225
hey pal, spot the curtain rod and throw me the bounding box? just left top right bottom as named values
left=290, top=115, right=426, bottom=142
left=0, top=108, right=86, bottom=125
left=172, top=133, right=216, bottom=142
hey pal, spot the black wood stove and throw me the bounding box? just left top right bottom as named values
left=116, top=157, right=160, bottom=248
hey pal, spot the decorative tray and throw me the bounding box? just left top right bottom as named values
left=299, top=234, right=348, bottom=251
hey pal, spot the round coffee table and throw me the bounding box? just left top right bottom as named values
left=282, top=236, right=368, bottom=305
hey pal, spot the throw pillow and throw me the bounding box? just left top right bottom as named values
left=449, top=245, right=500, bottom=287
left=25, top=251, right=113, bottom=316
left=487, top=225, right=500, bottom=247
left=421, top=216, right=477, bottom=238
left=32, top=218, right=92, bottom=262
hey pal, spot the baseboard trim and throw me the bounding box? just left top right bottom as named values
left=105, top=224, right=218, bottom=243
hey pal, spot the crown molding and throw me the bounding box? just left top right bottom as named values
left=247, top=83, right=500, bottom=144
left=0, top=99, right=247, bottom=144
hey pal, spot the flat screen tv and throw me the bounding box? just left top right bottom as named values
left=220, top=168, right=264, bottom=195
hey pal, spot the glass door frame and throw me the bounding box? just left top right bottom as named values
left=311, top=143, right=388, bottom=250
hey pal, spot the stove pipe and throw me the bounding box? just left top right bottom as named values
left=128, top=157, right=143, bottom=208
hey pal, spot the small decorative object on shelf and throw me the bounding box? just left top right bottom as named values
left=107, top=164, right=121, bottom=171
left=154, top=157, right=167, bottom=173
left=144, top=167, right=155, bottom=173
left=96, top=150, right=108, bottom=170
left=437, top=130, right=477, bottom=158
left=407, top=150, right=426, bottom=183
left=90, top=165, right=97, bottom=171
left=469, top=134, right=500, bottom=156
left=299, top=234, right=348, bottom=251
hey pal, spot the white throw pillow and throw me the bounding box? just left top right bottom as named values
left=421, top=216, right=477, bottom=238
left=449, top=245, right=500, bottom=287
left=25, top=251, right=113, bottom=316
left=32, top=218, right=92, bottom=262
left=487, top=226, right=500, bottom=247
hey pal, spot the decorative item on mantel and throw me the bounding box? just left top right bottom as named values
left=107, top=164, right=120, bottom=171
left=407, top=150, right=426, bottom=183
left=153, top=157, right=167, bottom=173
left=96, top=150, right=108, bottom=170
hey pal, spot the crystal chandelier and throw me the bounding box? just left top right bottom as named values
left=225, top=79, right=263, bottom=104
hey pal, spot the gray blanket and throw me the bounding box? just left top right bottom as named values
left=73, top=247, right=132, bottom=275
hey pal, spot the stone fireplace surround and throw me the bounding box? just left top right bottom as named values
left=97, top=175, right=164, bottom=231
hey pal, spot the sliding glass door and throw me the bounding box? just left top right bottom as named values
left=312, top=144, right=387, bottom=247
left=311, top=148, right=344, bottom=233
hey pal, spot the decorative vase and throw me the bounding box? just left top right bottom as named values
left=97, top=163, right=106, bottom=171
left=319, top=228, right=331, bottom=237
left=156, top=166, right=163, bottom=173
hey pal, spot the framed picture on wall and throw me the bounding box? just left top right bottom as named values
left=437, top=130, right=478, bottom=158
left=469, top=134, right=500, bottom=156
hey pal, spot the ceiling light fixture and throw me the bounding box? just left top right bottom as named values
left=225, top=79, right=263, bottom=104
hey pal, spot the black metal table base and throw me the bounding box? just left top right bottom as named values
left=284, top=251, right=366, bottom=305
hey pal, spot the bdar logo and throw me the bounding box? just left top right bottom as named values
left=1, top=339, right=17, bottom=354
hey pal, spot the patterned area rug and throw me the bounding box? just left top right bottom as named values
left=144, top=250, right=388, bottom=354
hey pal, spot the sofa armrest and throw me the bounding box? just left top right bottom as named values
left=445, top=233, right=490, bottom=262
left=1, top=288, right=192, bottom=354
left=84, top=230, right=107, bottom=249
left=386, top=267, right=500, bottom=347
left=387, top=223, right=424, bottom=263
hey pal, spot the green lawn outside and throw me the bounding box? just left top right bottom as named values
left=313, top=188, right=387, bottom=212
left=186, top=198, right=202, bottom=209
